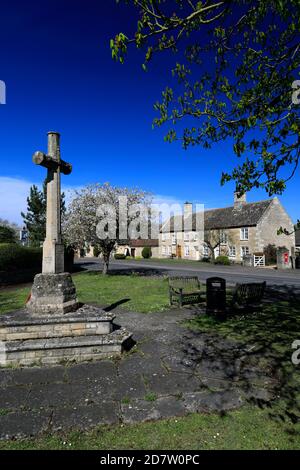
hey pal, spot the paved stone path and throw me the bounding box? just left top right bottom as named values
left=0, top=307, right=278, bottom=440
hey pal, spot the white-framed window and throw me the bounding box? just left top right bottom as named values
left=203, top=244, right=209, bottom=257
left=184, top=245, right=190, bottom=257
left=229, top=246, right=236, bottom=257
left=162, top=233, right=166, bottom=241
left=220, top=231, right=228, bottom=244
left=162, top=246, right=166, bottom=255
left=240, top=227, right=249, bottom=241
left=241, top=246, right=250, bottom=258
left=193, top=233, right=198, bottom=241
left=184, top=232, right=189, bottom=242
left=172, top=233, right=176, bottom=245
left=168, top=245, right=172, bottom=256
left=214, top=246, right=220, bottom=257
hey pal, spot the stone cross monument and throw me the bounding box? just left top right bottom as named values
left=27, top=132, right=78, bottom=315
left=33, top=132, right=71, bottom=274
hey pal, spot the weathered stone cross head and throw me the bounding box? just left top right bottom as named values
left=33, top=132, right=72, bottom=274
left=33, top=132, right=72, bottom=176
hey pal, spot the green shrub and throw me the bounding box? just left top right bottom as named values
left=142, top=246, right=152, bottom=259
left=214, top=255, right=230, bottom=265
left=114, top=253, right=126, bottom=260
left=0, top=226, right=17, bottom=244
left=0, top=243, right=42, bottom=272
left=201, top=257, right=211, bottom=263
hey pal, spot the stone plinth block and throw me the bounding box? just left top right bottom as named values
left=27, top=273, right=79, bottom=315
left=0, top=305, right=132, bottom=367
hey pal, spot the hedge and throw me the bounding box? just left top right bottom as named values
left=0, top=243, right=42, bottom=272
left=114, top=253, right=126, bottom=260
left=0, top=243, right=75, bottom=278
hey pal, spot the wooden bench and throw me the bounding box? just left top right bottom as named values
left=231, top=281, right=266, bottom=312
left=169, top=276, right=202, bottom=307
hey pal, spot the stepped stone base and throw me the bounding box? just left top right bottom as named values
left=27, top=273, right=79, bottom=315
left=0, top=305, right=132, bottom=367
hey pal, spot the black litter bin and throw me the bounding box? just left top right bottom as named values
left=296, top=257, right=300, bottom=269
left=206, top=277, right=226, bottom=316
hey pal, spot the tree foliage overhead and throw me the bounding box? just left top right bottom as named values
left=111, top=0, right=300, bottom=197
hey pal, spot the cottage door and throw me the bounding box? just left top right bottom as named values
left=176, top=245, right=182, bottom=258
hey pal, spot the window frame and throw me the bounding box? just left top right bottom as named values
left=229, top=245, right=236, bottom=257
left=240, top=227, right=249, bottom=241
left=240, top=246, right=250, bottom=258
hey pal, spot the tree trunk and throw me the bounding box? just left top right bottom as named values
left=102, top=253, right=110, bottom=275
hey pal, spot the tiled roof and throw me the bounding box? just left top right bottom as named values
left=162, top=200, right=273, bottom=232
left=130, top=239, right=159, bottom=248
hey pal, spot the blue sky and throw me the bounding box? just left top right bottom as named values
left=0, top=0, right=299, bottom=225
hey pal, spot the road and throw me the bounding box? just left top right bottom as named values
left=75, top=258, right=300, bottom=287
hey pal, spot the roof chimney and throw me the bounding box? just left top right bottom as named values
left=184, top=202, right=193, bottom=232
left=234, top=192, right=247, bottom=208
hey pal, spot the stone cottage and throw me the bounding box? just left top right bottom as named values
left=116, top=239, right=159, bottom=258
left=159, top=193, right=295, bottom=263
left=296, top=229, right=300, bottom=255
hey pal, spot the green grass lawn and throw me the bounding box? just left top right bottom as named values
left=0, top=272, right=170, bottom=315
left=0, top=405, right=299, bottom=450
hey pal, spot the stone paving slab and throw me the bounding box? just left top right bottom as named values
left=0, top=411, right=51, bottom=440
left=0, top=306, right=279, bottom=439
left=51, top=403, right=119, bottom=431
left=121, top=396, right=187, bottom=424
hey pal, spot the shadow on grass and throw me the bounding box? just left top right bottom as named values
left=185, top=284, right=300, bottom=426
left=104, top=298, right=131, bottom=312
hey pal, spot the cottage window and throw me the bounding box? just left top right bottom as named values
left=241, top=246, right=250, bottom=257
left=162, top=233, right=166, bottom=241
left=162, top=246, right=166, bottom=255
left=168, top=246, right=172, bottom=256
left=184, top=232, right=189, bottom=242
left=229, top=246, right=236, bottom=257
left=184, top=245, right=190, bottom=257
left=172, top=233, right=176, bottom=245
left=220, top=231, right=228, bottom=244
left=240, top=228, right=249, bottom=240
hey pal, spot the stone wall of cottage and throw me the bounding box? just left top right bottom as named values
left=255, top=198, right=295, bottom=254
left=159, top=228, right=258, bottom=262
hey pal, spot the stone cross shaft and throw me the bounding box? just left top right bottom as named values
left=33, top=132, right=72, bottom=274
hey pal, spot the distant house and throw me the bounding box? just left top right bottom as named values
left=116, top=239, right=159, bottom=258
left=159, top=193, right=295, bottom=263
left=296, top=230, right=300, bottom=254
